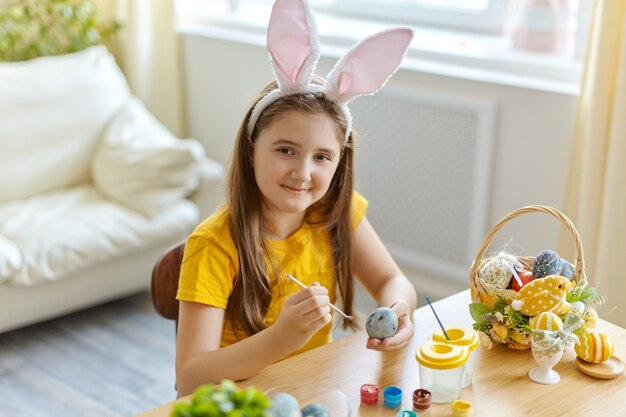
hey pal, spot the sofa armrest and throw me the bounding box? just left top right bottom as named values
left=189, top=158, right=225, bottom=221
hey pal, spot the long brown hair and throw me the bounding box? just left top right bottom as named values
left=226, top=77, right=357, bottom=337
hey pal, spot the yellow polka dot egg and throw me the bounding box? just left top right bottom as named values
left=530, top=312, right=564, bottom=331
left=575, top=331, right=614, bottom=363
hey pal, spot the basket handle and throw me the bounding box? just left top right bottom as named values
left=469, top=205, right=585, bottom=280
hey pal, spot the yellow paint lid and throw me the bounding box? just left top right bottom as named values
left=431, top=326, right=480, bottom=351
left=452, top=399, right=472, bottom=417
left=415, top=342, right=469, bottom=370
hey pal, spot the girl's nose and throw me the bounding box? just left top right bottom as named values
left=291, top=160, right=312, bottom=181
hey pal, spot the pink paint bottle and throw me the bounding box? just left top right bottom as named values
left=360, top=384, right=379, bottom=405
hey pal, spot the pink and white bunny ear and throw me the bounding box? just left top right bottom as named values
left=323, top=28, right=413, bottom=104
left=249, top=3, right=412, bottom=141
left=267, top=0, right=320, bottom=93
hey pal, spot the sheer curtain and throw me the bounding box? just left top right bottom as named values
left=93, top=0, right=184, bottom=136
left=561, top=0, right=626, bottom=327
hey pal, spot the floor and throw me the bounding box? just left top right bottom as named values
left=0, top=283, right=383, bottom=417
left=0, top=292, right=176, bottom=417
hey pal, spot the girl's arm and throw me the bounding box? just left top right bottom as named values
left=175, top=286, right=332, bottom=396
left=352, top=216, right=418, bottom=351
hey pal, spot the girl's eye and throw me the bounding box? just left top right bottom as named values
left=277, top=147, right=294, bottom=155
left=315, top=154, right=331, bottom=162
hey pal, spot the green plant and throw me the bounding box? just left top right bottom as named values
left=470, top=298, right=533, bottom=346
left=0, top=0, right=119, bottom=62
left=470, top=281, right=598, bottom=348
left=171, top=380, right=272, bottom=417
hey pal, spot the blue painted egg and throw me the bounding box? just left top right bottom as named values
left=268, top=393, right=300, bottom=417
left=560, top=258, right=575, bottom=280
left=532, top=250, right=562, bottom=279
left=366, top=307, right=398, bottom=339
left=301, top=403, right=330, bottom=417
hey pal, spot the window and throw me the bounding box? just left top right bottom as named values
left=216, top=0, right=591, bottom=60
left=177, top=0, right=592, bottom=93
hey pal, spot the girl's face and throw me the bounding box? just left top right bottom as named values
left=252, top=110, right=342, bottom=220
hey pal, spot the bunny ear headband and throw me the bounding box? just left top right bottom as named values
left=247, top=0, right=414, bottom=141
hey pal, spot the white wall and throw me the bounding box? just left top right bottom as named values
left=180, top=33, right=578, bottom=298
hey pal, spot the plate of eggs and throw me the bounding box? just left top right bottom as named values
left=265, top=383, right=351, bottom=417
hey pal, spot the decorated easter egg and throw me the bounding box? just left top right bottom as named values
left=478, top=255, right=515, bottom=289
left=366, top=307, right=398, bottom=339
left=529, top=311, right=564, bottom=331
left=575, top=331, right=614, bottom=364
left=268, top=393, right=300, bottom=417
left=532, top=250, right=563, bottom=279
left=511, top=270, right=534, bottom=292
left=301, top=403, right=330, bottom=417
left=570, top=301, right=585, bottom=314
left=560, top=259, right=575, bottom=280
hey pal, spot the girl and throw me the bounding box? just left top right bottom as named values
left=175, top=0, right=417, bottom=396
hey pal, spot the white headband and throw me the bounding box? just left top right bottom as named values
left=247, top=0, right=414, bottom=142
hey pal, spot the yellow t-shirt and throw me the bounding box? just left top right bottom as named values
left=176, top=191, right=368, bottom=359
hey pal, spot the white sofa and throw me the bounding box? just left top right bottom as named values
left=0, top=46, right=223, bottom=333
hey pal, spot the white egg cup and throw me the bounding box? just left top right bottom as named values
left=528, top=343, right=563, bottom=385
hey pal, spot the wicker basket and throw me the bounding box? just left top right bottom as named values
left=469, top=205, right=587, bottom=350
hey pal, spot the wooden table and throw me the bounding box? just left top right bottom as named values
left=136, top=290, right=626, bottom=417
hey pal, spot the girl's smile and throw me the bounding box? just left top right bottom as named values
left=282, top=185, right=310, bottom=193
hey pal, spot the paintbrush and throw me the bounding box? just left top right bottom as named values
left=426, top=296, right=450, bottom=340
left=286, top=274, right=353, bottom=321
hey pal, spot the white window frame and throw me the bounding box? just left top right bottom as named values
left=314, top=0, right=505, bottom=34
left=225, top=0, right=504, bottom=33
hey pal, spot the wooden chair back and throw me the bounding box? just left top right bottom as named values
left=151, top=242, right=185, bottom=327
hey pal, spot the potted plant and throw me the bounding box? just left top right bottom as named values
left=171, top=380, right=272, bottom=417
left=0, top=0, right=119, bottom=62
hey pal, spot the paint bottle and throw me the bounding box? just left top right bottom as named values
left=383, top=386, right=403, bottom=409
left=452, top=399, right=473, bottom=417
left=413, top=388, right=432, bottom=411
left=360, top=384, right=379, bottom=405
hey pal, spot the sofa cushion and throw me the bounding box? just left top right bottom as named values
left=0, top=46, right=131, bottom=203
left=0, top=235, right=22, bottom=284
left=0, top=184, right=199, bottom=286
left=92, top=97, right=211, bottom=217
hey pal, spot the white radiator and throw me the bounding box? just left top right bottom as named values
left=350, top=86, right=497, bottom=283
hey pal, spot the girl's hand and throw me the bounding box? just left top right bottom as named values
left=366, top=300, right=414, bottom=351
left=272, top=283, right=333, bottom=352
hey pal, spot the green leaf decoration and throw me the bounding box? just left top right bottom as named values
left=473, top=321, right=491, bottom=333
left=492, top=298, right=508, bottom=312
left=469, top=303, right=492, bottom=323
left=579, top=286, right=596, bottom=304
left=504, top=306, right=531, bottom=332
left=0, top=0, right=120, bottom=62
left=567, top=282, right=596, bottom=304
